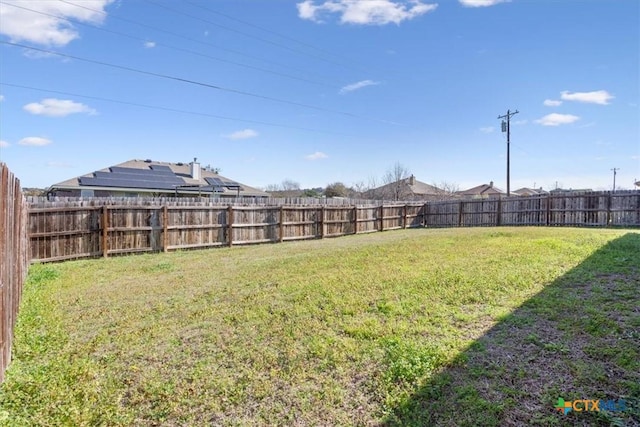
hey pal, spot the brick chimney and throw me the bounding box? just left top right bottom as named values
left=409, top=174, right=415, bottom=185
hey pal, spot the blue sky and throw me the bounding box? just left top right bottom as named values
left=0, top=0, right=638, bottom=191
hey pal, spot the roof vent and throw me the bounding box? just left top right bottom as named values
left=144, top=159, right=152, bottom=163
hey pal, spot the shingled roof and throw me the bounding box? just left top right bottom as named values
left=48, top=159, right=268, bottom=198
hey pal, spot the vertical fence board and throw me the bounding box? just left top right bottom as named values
left=0, top=164, right=29, bottom=383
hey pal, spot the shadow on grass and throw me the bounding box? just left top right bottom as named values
left=384, top=232, right=640, bottom=427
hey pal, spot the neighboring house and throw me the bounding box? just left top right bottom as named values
left=549, top=188, right=593, bottom=195
left=512, top=187, right=548, bottom=196
left=365, top=175, right=443, bottom=201
left=456, top=181, right=506, bottom=198
left=47, top=159, right=269, bottom=199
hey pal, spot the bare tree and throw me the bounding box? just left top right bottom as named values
left=281, top=179, right=301, bottom=191
left=264, top=183, right=282, bottom=192
left=350, top=180, right=369, bottom=198
left=432, top=181, right=460, bottom=201
left=264, top=179, right=301, bottom=194
left=382, top=162, right=411, bottom=201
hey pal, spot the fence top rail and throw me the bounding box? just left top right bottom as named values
left=29, top=206, right=102, bottom=213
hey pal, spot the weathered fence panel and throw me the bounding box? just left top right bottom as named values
left=424, top=201, right=459, bottom=228
left=232, top=206, right=280, bottom=244
left=501, top=195, right=547, bottom=226
left=165, top=206, right=228, bottom=250
left=324, top=206, right=356, bottom=237
left=282, top=207, right=321, bottom=241
left=0, top=164, right=29, bottom=383
left=356, top=206, right=380, bottom=233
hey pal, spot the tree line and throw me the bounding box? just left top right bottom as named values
left=264, top=162, right=460, bottom=201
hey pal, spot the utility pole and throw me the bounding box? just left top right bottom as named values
left=498, top=109, right=519, bottom=196
left=611, top=168, right=619, bottom=192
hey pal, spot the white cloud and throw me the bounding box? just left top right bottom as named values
left=0, top=95, right=4, bottom=102
left=0, top=0, right=113, bottom=47
left=0, top=140, right=9, bottom=148
left=305, top=151, right=328, bottom=160
left=340, top=79, right=380, bottom=94
left=297, top=0, right=437, bottom=25
left=23, top=98, right=97, bottom=117
left=543, top=99, right=562, bottom=107
left=631, top=155, right=639, bottom=160
left=560, top=90, right=614, bottom=105
left=535, top=113, right=580, bottom=126
left=19, top=137, right=52, bottom=146
left=479, top=126, right=494, bottom=133
left=224, top=129, right=259, bottom=140
left=144, top=41, right=156, bottom=48
left=459, top=0, right=508, bottom=7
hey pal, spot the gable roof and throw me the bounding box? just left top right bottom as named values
left=457, top=182, right=506, bottom=197
left=512, top=187, right=548, bottom=196
left=369, top=175, right=441, bottom=196
left=49, top=159, right=268, bottom=197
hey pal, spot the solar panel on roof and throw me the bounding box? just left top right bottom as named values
left=110, top=166, right=150, bottom=174
left=149, top=165, right=173, bottom=172
left=110, top=166, right=178, bottom=177
left=102, top=167, right=184, bottom=185
left=205, top=177, right=225, bottom=186
left=79, top=176, right=181, bottom=190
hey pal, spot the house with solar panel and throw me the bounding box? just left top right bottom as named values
left=47, top=159, right=269, bottom=199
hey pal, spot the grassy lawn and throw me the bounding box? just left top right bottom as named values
left=1, top=227, right=638, bottom=426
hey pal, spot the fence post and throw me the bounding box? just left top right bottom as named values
left=422, top=202, right=427, bottom=227
left=320, top=206, right=325, bottom=239
left=102, top=206, right=109, bottom=258
left=606, top=192, right=612, bottom=225
left=496, top=197, right=502, bottom=226
left=546, top=194, right=551, bottom=226
left=279, top=205, right=284, bottom=242
left=403, top=204, right=408, bottom=229
left=458, top=201, right=464, bottom=227
left=353, top=206, right=358, bottom=234
left=163, top=205, right=168, bottom=252
left=227, top=205, right=234, bottom=247
left=379, top=205, right=384, bottom=231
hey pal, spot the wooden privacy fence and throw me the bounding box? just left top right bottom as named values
left=0, top=164, right=29, bottom=383
left=28, top=191, right=640, bottom=263
left=29, top=202, right=425, bottom=262
left=425, top=192, right=640, bottom=227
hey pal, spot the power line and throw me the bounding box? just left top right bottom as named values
left=56, top=0, right=342, bottom=83
left=0, top=82, right=350, bottom=136
left=182, top=0, right=360, bottom=69
left=5, top=1, right=337, bottom=88
left=142, top=0, right=363, bottom=72
left=1, top=41, right=393, bottom=124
